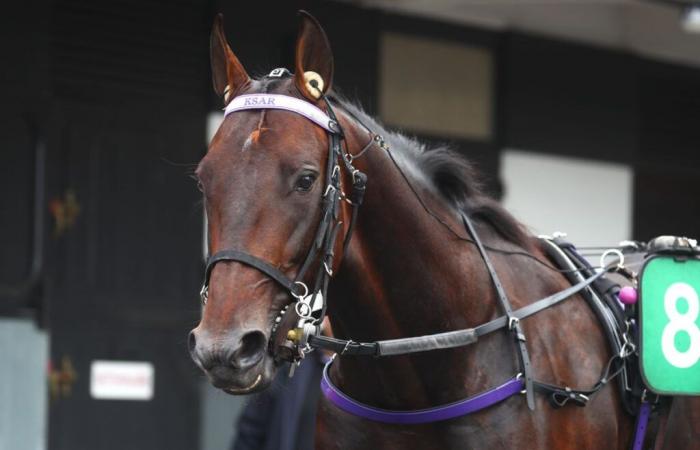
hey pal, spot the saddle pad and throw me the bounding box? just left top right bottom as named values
left=640, top=255, right=700, bottom=395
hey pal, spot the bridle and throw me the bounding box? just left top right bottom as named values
left=199, top=68, right=368, bottom=364
left=198, top=68, right=638, bottom=425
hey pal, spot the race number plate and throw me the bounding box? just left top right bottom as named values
left=640, top=256, right=700, bottom=395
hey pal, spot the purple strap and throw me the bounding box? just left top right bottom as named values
left=631, top=401, right=651, bottom=450
left=320, top=360, right=524, bottom=424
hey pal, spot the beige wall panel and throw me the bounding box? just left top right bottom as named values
left=379, top=33, right=492, bottom=140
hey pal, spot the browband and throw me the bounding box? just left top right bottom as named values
left=224, top=94, right=341, bottom=134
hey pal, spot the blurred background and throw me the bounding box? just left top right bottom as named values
left=2, top=0, right=700, bottom=449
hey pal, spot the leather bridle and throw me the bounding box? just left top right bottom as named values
left=199, top=69, right=367, bottom=364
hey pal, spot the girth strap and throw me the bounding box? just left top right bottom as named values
left=460, top=212, right=536, bottom=410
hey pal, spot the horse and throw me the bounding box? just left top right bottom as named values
left=188, top=11, right=700, bottom=449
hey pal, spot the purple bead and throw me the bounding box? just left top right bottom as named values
left=618, top=286, right=638, bottom=305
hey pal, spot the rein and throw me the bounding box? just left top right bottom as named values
left=200, top=69, right=637, bottom=426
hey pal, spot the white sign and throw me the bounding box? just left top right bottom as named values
left=90, top=360, right=154, bottom=401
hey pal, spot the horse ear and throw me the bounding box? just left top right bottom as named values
left=210, top=14, right=250, bottom=104
left=294, top=11, right=334, bottom=101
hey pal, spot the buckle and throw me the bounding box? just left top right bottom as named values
left=199, top=285, right=209, bottom=305
left=508, top=316, right=519, bottom=330
left=328, top=120, right=340, bottom=134
left=516, top=373, right=527, bottom=395
left=550, top=387, right=589, bottom=408
left=323, top=261, right=333, bottom=276
left=323, top=184, right=336, bottom=198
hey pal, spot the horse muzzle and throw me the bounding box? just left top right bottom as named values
left=189, top=327, right=272, bottom=393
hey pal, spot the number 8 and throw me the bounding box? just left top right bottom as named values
left=661, top=282, right=700, bottom=368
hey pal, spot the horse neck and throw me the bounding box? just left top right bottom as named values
left=326, top=117, right=516, bottom=408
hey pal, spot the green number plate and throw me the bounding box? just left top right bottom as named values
left=640, top=256, right=700, bottom=395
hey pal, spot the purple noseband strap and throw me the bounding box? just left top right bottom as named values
left=320, top=360, right=524, bottom=424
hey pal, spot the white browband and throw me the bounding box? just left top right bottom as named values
left=224, top=94, right=340, bottom=134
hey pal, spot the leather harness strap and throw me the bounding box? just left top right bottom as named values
left=308, top=266, right=612, bottom=356
left=204, top=249, right=300, bottom=295
left=460, top=212, right=536, bottom=410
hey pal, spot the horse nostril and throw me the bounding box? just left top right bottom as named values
left=232, top=330, right=266, bottom=369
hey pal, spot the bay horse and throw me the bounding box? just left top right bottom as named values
left=188, top=11, right=700, bottom=449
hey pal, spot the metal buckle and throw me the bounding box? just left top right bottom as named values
left=619, top=332, right=636, bottom=358
left=199, top=285, right=209, bottom=305
left=323, top=261, right=333, bottom=276
left=508, top=316, right=519, bottom=330
left=516, top=372, right=526, bottom=394
left=268, top=67, right=290, bottom=78
left=341, top=339, right=355, bottom=356
left=323, top=184, right=336, bottom=198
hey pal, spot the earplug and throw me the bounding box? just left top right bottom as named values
left=303, top=71, right=324, bottom=99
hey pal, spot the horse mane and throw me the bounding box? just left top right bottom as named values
left=335, top=97, right=533, bottom=249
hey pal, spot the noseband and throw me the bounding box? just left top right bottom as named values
left=200, top=69, right=367, bottom=363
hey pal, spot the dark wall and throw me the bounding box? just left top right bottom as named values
left=501, top=33, right=638, bottom=163
left=2, top=1, right=210, bottom=449
left=0, top=0, right=51, bottom=313
left=635, top=59, right=700, bottom=240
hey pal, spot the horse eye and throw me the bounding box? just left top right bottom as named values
left=295, top=173, right=317, bottom=192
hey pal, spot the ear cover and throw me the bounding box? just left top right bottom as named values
left=210, top=14, right=250, bottom=103
left=294, top=11, right=334, bottom=101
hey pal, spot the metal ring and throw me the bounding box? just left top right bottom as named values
left=295, top=301, right=312, bottom=319
left=291, top=281, right=309, bottom=300
left=600, top=249, right=624, bottom=269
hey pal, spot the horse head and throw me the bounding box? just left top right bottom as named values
left=188, top=12, right=350, bottom=394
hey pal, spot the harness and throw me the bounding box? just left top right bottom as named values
left=201, top=68, right=663, bottom=448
